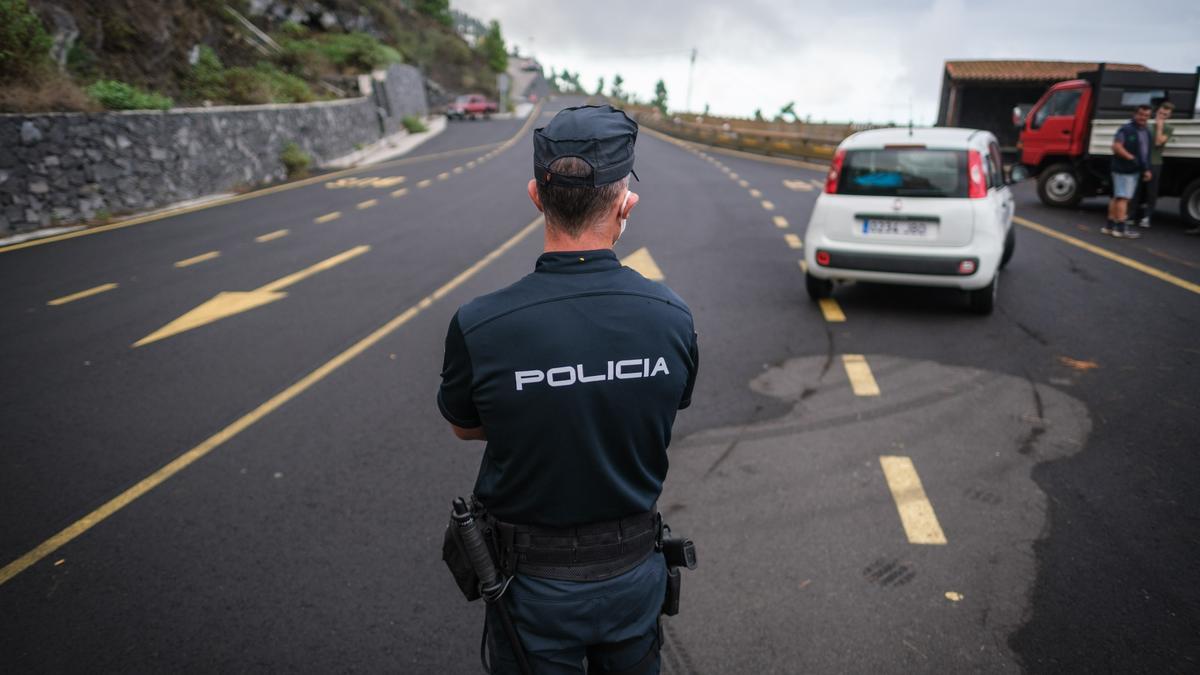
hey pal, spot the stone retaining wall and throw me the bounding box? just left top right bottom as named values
left=0, top=63, right=427, bottom=233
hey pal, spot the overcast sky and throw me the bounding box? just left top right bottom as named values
left=452, top=0, right=1199, bottom=124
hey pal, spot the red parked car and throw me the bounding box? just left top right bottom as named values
left=446, top=94, right=498, bottom=120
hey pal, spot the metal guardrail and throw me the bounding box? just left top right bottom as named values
left=627, top=110, right=863, bottom=162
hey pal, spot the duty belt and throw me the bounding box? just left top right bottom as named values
left=481, top=505, right=659, bottom=582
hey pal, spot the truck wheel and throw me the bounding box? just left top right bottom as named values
left=1036, top=163, right=1083, bottom=208
left=1182, top=178, right=1200, bottom=228
left=968, top=272, right=998, bottom=315
left=1000, top=227, right=1015, bottom=268
left=805, top=272, right=832, bottom=301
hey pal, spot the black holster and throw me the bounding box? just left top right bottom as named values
left=657, top=517, right=698, bottom=617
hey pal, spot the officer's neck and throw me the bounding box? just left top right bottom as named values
left=543, top=221, right=616, bottom=253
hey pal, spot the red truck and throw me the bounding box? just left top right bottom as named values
left=445, top=94, right=498, bottom=120
left=1014, top=65, right=1200, bottom=227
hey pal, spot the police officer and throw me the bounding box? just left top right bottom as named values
left=438, top=104, right=699, bottom=674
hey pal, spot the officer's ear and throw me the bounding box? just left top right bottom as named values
left=619, top=190, right=639, bottom=220
left=527, top=179, right=544, bottom=213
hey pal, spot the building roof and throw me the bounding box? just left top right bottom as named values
left=944, top=60, right=1154, bottom=82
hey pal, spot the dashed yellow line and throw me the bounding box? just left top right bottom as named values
left=879, top=456, right=947, bottom=545
left=729, top=172, right=739, bottom=180
left=174, top=251, right=220, bottom=268
left=314, top=211, right=341, bottom=224
left=417, top=179, right=432, bottom=188
left=799, top=260, right=809, bottom=273
left=773, top=215, right=789, bottom=228
left=761, top=200, right=775, bottom=211
left=842, top=354, right=880, bottom=396
left=255, top=229, right=289, bottom=243
left=356, top=199, right=378, bottom=210
left=47, top=283, right=118, bottom=306
left=453, top=166, right=464, bottom=174
left=749, top=188, right=762, bottom=198
left=784, top=234, right=802, bottom=249
left=738, top=179, right=750, bottom=188
left=467, top=160, right=477, bottom=168
left=437, top=172, right=450, bottom=181
left=818, top=297, right=845, bottom=322
left=390, top=188, right=409, bottom=198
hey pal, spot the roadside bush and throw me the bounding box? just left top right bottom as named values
left=280, top=142, right=310, bottom=179
left=223, top=63, right=314, bottom=104
left=86, top=80, right=173, bottom=110
left=401, top=115, right=427, bottom=133
left=186, top=45, right=226, bottom=102
left=275, top=38, right=327, bottom=79
left=316, top=32, right=402, bottom=72
left=0, top=0, right=52, bottom=79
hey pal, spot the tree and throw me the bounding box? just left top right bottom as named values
left=753, top=108, right=764, bottom=121
left=779, top=101, right=798, bottom=123
left=415, top=0, right=453, bottom=27
left=594, top=76, right=605, bottom=96
left=610, top=74, right=625, bottom=101
left=651, top=79, right=668, bottom=115
left=702, top=103, right=710, bottom=116
left=479, top=20, right=507, bottom=74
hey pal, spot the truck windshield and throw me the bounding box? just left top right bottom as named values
left=839, top=149, right=968, bottom=198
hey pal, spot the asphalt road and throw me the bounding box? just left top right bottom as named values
left=1, top=96, right=1197, bottom=673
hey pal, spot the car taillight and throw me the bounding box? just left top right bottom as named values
left=816, top=250, right=831, bottom=266
left=967, top=150, right=987, bottom=199
left=825, top=149, right=845, bottom=194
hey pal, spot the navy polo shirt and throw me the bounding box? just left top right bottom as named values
left=438, top=249, right=699, bottom=527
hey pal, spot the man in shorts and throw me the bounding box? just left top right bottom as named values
left=1103, top=104, right=1152, bottom=240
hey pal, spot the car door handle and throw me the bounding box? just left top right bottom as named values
left=1060, top=130, right=1071, bottom=135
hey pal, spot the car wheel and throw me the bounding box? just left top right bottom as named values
left=1181, top=178, right=1200, bottom=228
left=1000, top=226, right=1015, bottom=268
left=805, top=272, right=832, bottom=301
left=968, top=272, right=998, bottom=315
left=1036, top=163, right=1083, bottom=208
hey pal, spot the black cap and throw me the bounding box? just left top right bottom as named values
left=534, top=105, right=639, bottom=187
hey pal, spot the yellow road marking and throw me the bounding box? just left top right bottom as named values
left=1014, top=216, right=1200, bottom=295
left=134, top=246, right=369, bottom=347
left=879, top=455, right=948, bottom=545
left=314, top=211, right=341, bottom=224
left=842, top=354, right=880, bottom=396
left=783, top=179, right=814, bottom=191
left=417, top=179, right=432, bottom=188
left=0, top=216, right=544, bottom=587
left=621, top=247, right=665, bottom=281
left=467, top=160, right=477, bottom=168
left=749, top=188, right=762, bottom=198
left=818, top=297, right=845, bottom=322
left=0, top=100, right=546, bottom=255
left=47, top=283, right=118, bottom=306
left=761, top=200, right=775, bottom=211
left=390, top=188, right=409, bottom=198
left=738, top=180, right=750, bottom=188
left=720, top=166, right=731, bottom=174
left=173, top=251, right=220, bottom=268
left=255, top=229, right=289, bottom=243
left=773, top=215, right=789, bottom=228
left=799, top=260, right=809, bottom=273
left=729, top=172, right=739, bottom=180
left=356, top=199, right=378, bottom=210
left=453, top=167, right=464, bottom=174
left=784, top=234, right=802, bottom=249
left=437, top=172, right=450, bottom=181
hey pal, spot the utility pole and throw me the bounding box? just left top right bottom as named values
left=686, top=47, right=697, bottom=113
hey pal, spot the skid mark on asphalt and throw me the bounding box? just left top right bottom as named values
left=47, top=283, right=118, bottom=306
left=174, top=251, right=220, bottom=268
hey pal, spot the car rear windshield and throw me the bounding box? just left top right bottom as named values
left=455, top=95, right=473, bottom=103
left=839, top=149, right=967, bottom=198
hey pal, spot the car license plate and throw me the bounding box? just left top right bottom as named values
left=860, top=219, right=936, bottom=238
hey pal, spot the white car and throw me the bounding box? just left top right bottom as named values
left=803, top=127, right=1015, bottom=314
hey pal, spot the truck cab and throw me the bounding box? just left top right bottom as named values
left=1015, top=66, right=1200, bottom=226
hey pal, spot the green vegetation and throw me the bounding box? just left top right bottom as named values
left=609, top=74, right=625, bottom=102
left=0, top=0, right=51, bottom=79
left=402, top=115, right=428, bottom=133
left=186, top=45, right=227, bottom=101
left=651, top=79, right=669, bottom=115
left=415, top=0, right=453, bottom=27
left=478, top=20, right=507, bottom=74
left=280, top=142, right=310, bottom=179
left=303, top=32, right=402, bottom=72
left=86, top=80, right=173, bottom=110
left=594, top=76, right=605, bottom=96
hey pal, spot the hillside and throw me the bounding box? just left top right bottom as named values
left=0, top=0, right=504, bottom=113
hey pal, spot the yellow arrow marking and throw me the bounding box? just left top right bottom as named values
left=48, top=283, right=118, bottom=306
left=621, top=247, right=665, bottom=281
left=174, top=251, right=220, bottom=268
left=255, top=229, right=289, bottom=243
left=133, top=246, right=369, bottom=347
